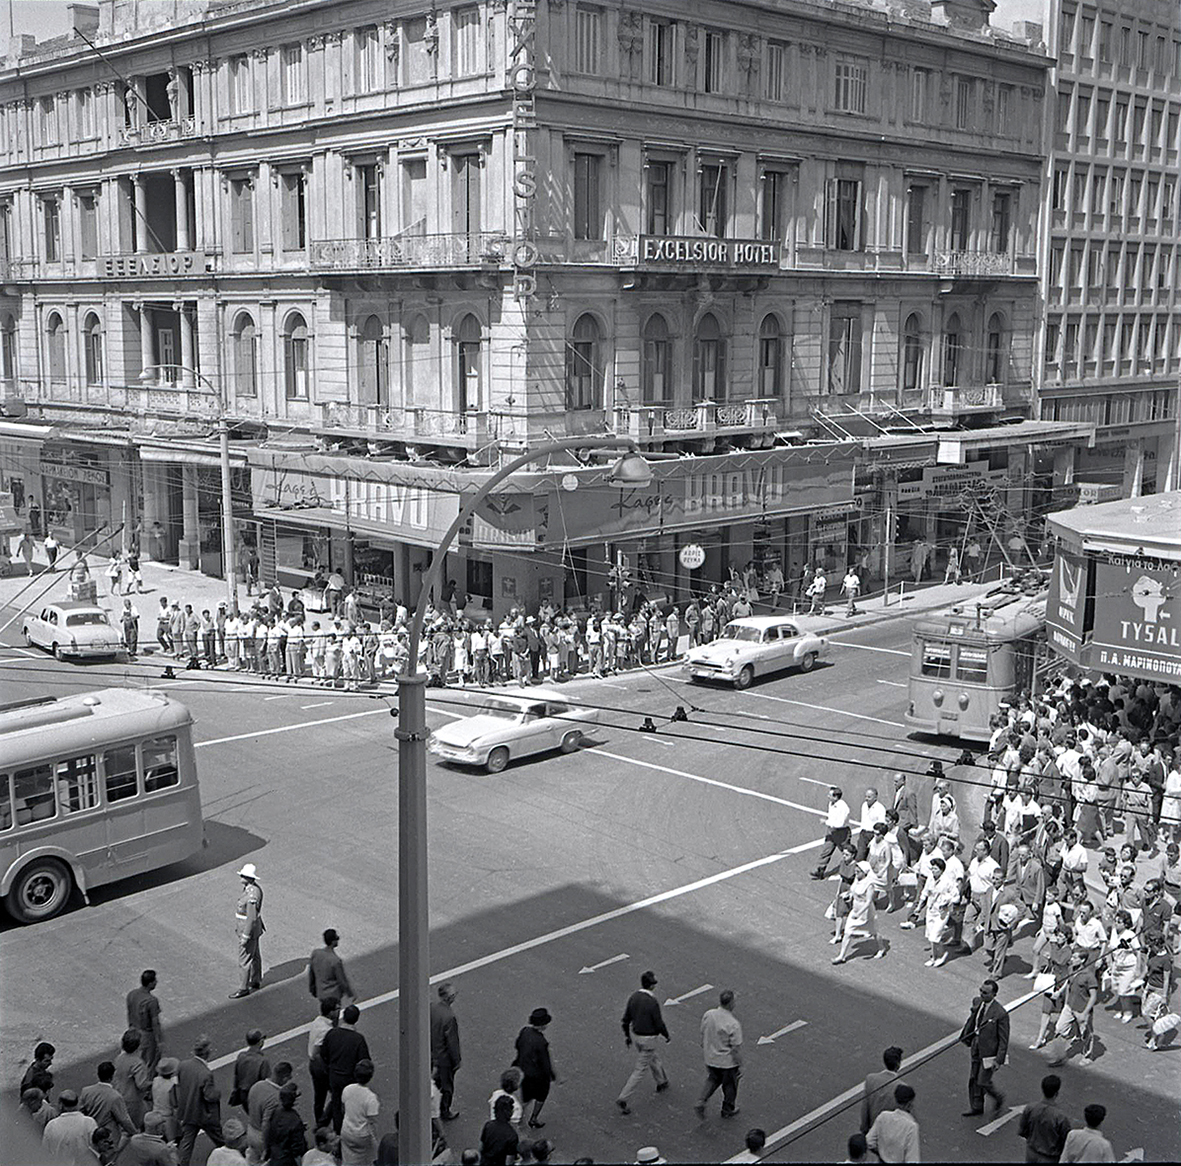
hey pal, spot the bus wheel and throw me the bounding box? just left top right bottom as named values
left=799, top=652, right=817, bottom=672
left=6, top=859, right=73, bottom=923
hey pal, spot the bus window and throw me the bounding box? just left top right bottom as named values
left=920, top=642, right=953, bottom=678
left=143, top=737, right=179, bottom=792
left=14, top=764, right=56, bottom=824
left=103, top=745, right=139, bottom=803
left=56, top=755, right=99, bottom=814
left=956, top=646, right=989, bottom=684
left=0, top=776, right=11, bottom=831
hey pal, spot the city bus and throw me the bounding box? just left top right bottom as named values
left=0, top=689, right=203, bottom=923
left=906, top=577, right=1049, bottom=742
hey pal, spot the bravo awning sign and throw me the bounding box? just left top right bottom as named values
left=1091, top=555, right=1181, bottom=681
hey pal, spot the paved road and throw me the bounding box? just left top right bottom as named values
left=1, top=615, right=1176, bottom=1164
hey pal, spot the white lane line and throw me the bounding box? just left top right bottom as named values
left=978, top=1105, right=1026, bottom=1136
left=208, top=834, right=825, bottom=1073
left=875, top=679, right=907, bottom=688
left=747, top=692, right=906, bottom=728
left=13, top=646, right=39, bottom=657
left=827, top=640, right=910, bottom=656
left=593, top=748, right=828, bottom=819
left=0, top=657, right=32, bottom=666
left=196, top=708, right=387, bottom=748
left=300, top=701, right=334, bottom=710
left=724, top=984, right=1042, bottom=1163
left=798, top=776, right=832, bottom=788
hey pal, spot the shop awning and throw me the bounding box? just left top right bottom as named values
left=0, top=420, right=55, bottom=444
left=861, top=419, right=1096, bottom=462
left=1046, top=490, right=1181, bottom=561
left=138, top=441, right=251, bottom=468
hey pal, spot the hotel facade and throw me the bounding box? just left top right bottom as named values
left=0, top=0, right=1096, bottom=616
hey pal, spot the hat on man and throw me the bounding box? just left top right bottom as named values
left=529, top=1007, right=552, bottom=1026
left=143, top=1112, right=166, bottom=1134
left=237, top=863, right=259, bottom=880
left=635, top=1148, right=667, bottom=1165
left=156, top=1058, right=178, bottom=1077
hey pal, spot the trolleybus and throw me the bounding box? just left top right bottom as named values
left=906, top=576, right=1050, bottom=742
left=0, top=688, right=203, bottom=922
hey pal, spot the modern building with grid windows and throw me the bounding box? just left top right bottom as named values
left=1038, top=0, right=1181, bottom=499
left=0, top=0, right=1094, bottom=616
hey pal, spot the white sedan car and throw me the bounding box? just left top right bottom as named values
left=684, top=615, right=829, bottom=689
left=429, top=689, right=600, bottom=773
left=23, top=601, right=123, bottom=661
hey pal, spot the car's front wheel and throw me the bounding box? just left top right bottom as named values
left=734, top=665, right=754, bottom=690
left=799, top=652, right=817, bottom=672
left=23, top=626, right=33, bottom=646
left=486, top=746, right=510, bottom=774
left=560, top=730, right=582, bottom=753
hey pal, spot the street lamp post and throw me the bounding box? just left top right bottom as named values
left=396, top=437, right=652, bottom=1165
left=140, top=365, right=237, bottom=613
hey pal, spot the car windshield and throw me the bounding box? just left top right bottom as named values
left=66, top=612, right=109, bottom=627
left=720, top=623, right=763, bottom=643
left=479, top=699, right=525, bottom=719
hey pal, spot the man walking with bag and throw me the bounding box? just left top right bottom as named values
left=616, top=970, right=670, bottom=1115
left=959, top=978, right=1009, bottom=1117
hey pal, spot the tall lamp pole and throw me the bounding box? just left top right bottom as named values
left=140, top=364, right=236, bottom=612
left=397, top=437, right=652, bottom=1165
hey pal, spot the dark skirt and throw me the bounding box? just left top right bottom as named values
left=520, top=1075, right=551, bottom=1104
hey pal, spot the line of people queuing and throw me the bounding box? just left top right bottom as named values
left=810, top=671, right=1181, bottom=1069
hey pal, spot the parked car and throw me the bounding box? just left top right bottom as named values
left=684, top=615, right=829, bottom=689
left=428, top=689, right=600, bottom=773
left=23, top=602, right=122, bottom=661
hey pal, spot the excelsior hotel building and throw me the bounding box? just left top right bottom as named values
left=0, top=0, right=1094, bottom=616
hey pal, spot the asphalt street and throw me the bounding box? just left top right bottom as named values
left=1, top=611, right=1176, bottom=1164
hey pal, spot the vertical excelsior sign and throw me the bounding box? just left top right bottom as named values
left=510, top=0, right=537, bottom=301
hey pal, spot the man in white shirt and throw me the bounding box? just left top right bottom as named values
left=965, top=840, right=1001, bottom=945
left=811, top=787, right=852, bottom=879
left=866, top=1082, right=920, bottom=1163
left=938, top=836, right=965, bottom=884
left=42, top=1090, right=97, bottom=1166
left=695, top=990, right=742, bottom=1119
left=1061, top=1102, right=1115, bottom=1163
left=857, top=788, right=888, bottom=860
left=842, top=569, right=861, bottom=617
left=808, top=568, right=827, bottom=614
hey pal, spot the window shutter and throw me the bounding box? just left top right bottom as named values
left=853, top=181, right=863, bottom=250
left=824, top=180, right=836, bottom=247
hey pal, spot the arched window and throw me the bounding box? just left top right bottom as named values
left=942, top=313, right=962, bottom=387
left=46, top=313, right=66, bottom=388
left=566, top=314, right=602, bottom=411
left=694, top=312, right=725, bottom=402
left=283, top=312, right=309, bottom=400
left=757, top=314, right=783, bottom=399
left=403, top=315, right=430, bottom=408
left=902, top=313, right=924, bottom=393
left=454, top=314, right=481, bottom=412
left=642, top=314, right=671, bottom=405
left=985, top=312, right=1006, bottom=384
left=232, top=312, right=258, bottom=397
left=83, top=313, right=103, bottom=385
left=1, top=315, right=15, bottom=386
left=358, top=315, right=388, bottom=406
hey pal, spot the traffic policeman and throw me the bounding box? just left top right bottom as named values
left=230, top=863, right=265, bottom=999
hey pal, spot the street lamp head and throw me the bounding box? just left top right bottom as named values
left=610, top=452, right=653, bottom=489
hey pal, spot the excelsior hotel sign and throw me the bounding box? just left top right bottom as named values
left=631, top=236, right=780, bottom=267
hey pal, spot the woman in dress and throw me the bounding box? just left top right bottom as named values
left=922, top=855, right=956, bottom=967
left=930, top=795, right=961, bottom=845
left=513, top=1007, right=559, bottom=1129
left=1160, top=749, right=1181, bottom=847
left=824, top=842, right=859, bottom=946
left=833, top=861, right=890, bottom=965
left=1106, top=909, right=1143, bottom=1024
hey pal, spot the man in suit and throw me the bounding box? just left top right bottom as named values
left=320, top=1004, right=370, bottom=1134
left=980, top=869, right=1022, bottom=979
left=126, top=970, right=164, bottom=1073
left=891, top=774, right=920, bottom=862
left=176, top=1036, right=224, bottom=1166
left=430, top=981, right=462, bottom=1122
left=1006, top=842, right=1046, bottom=937
left=308, top=928, right=354, bottom=1003
left=859, top=1045, right=903, bottom=1135
left=959, top=979, right=1009, bottom=1117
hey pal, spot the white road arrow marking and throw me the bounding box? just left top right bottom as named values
left=578, top=952, right=629, bottom=975
left=664, top=983, right=713, bottom=1006
left=977, top=1105, right=1025, bottom=1136
left=757, top=1020, right=807, bottom=1045
left=1119, top=1150, right=1144, bottom=1163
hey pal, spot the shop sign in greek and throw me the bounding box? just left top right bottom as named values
left=1090, top=555, right=1181, bottom=682
left=1045, top=548, right=1087, bottom=661
left=679, top=543, right=706, bottom=570
left=40, top=458, right=109, bottom=487
left=897, top=462, right=1006, bottom=501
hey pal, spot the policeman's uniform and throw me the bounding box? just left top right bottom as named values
left=232, top=863, right=265, bottom=997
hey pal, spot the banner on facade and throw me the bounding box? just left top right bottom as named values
left=1090, top=556, right=1181, bottom=682
left=1045, top=548, right=1088, bottom=661
left=468, top=451, right=856, bottom=549
left=897, top=462, right=1007, bottom=502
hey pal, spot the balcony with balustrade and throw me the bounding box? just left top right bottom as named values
left=309, top=233, right=510, bottom=273
left=925, top=382, right=1006, bottom=420
left=613, top=397, right=781, bottom=442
